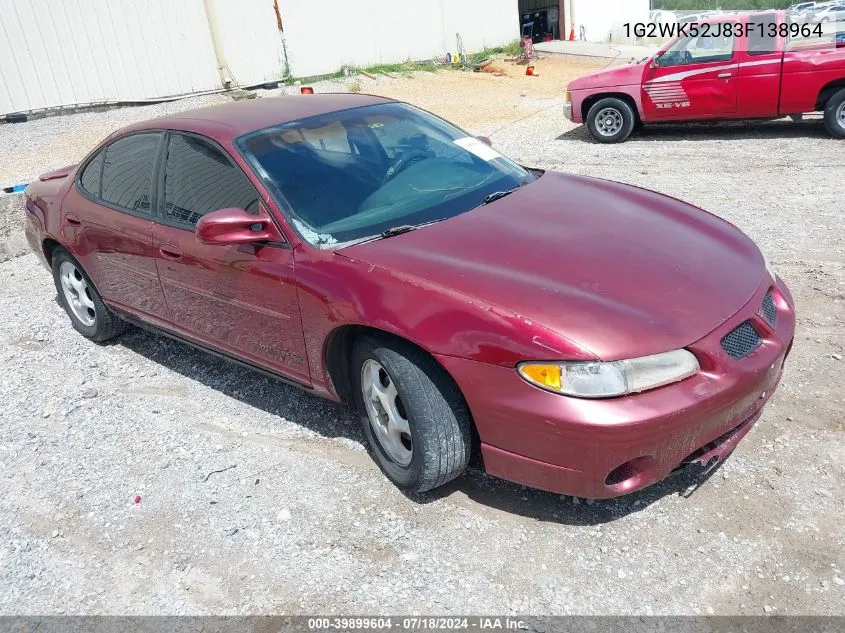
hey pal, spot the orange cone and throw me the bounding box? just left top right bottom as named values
left=569, top=26, right=575, bottom=41
left=526, top=66, right=535, bottom=76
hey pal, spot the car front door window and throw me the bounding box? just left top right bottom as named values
left=163, top=134, right=260, bottom=227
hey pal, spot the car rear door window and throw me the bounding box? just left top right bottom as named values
left=100, top=133, right=161, bottom=214
left=79, top=150, right=104, bottom=197
left=163, top=134, right=260, bottom=227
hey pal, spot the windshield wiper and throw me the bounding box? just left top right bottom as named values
left=378, top=225, right=419, bottom=239
left=351, top=221, right=439, bottom=246
left=482, top=187, right=520, bottom=205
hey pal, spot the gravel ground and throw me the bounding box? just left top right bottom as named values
left=0, top=194, right=27, bottom=262
left=0, top=61, right=843, bottom=616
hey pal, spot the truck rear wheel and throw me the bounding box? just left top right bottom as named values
left=823, top=89, right=845, bottom=139
left=586, top=98, right=636, bottom=144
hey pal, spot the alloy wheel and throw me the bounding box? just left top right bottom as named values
left=59, top=261, right=96, bottom=327
left=595, top=107, right=624, bottom=137
left=361, top=359, right=413, bottom=467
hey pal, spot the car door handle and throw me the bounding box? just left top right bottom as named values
left=158, top=244, right=182, bottom=260
left=64, top=213, right=81, bottom=226
left=718, top=72, right=733, bottom=78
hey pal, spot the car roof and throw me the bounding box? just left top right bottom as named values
left=121, top=94, right=396, bottom=142
left=693, top=9, right=784, bottom=23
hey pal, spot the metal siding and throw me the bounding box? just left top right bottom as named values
left=207, top=0, right=285, bottom=87
left=570, top=0, right=650, bottom=43
left=0, top=0, right=221, bottom=115
left=280, top=0, right=519, bottom=79
left=1, top=0, right=518, bottom=115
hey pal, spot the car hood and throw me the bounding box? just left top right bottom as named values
left=336, top=172, right=765, bottom=361
left=568, top=61, right=648, bottom=90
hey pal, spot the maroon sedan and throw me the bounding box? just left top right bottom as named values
left=24, top=95, right=794, bottom=498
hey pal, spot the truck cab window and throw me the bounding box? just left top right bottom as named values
left=661, top=27, right=735, bottom=67
left=748, top=13, right=777, bottom=55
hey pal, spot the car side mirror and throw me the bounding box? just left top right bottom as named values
left=196, top=206, right=283, bottom=246
left=476, top=136, right=493, bottom=147
left=651, top=53, right=663, bottom=68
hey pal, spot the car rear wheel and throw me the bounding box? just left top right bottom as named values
left=823, top=88, right=845, bottom=139
left=352, top=336, right=472, bottom=493
left=52, top=248, right=127, bottom=342
left=586, top=98, right=636, bottom=144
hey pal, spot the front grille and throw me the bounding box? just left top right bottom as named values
left=720, top=321, right=762, bottom=360
left=761, top=290, right=778, bottom=328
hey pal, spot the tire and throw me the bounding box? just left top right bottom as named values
left=586, top=97, right=636, bottom=144
left=823, top=88, right=845, bottom=139
left=352, top=336, right=472, bottom=493
left=52, top=248, right=127, bottom=342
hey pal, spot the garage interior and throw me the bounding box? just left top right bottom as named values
left=519, top=0, right=566, bottom=42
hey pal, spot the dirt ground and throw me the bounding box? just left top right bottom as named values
left=356, top=55, right=609, bottom=131
left=0, top=55, right=843, bottom=616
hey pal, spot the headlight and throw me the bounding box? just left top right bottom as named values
left=518, top=349, right=700, bottom=399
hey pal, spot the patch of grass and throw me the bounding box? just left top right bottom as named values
left=351, top=60, right=441, bottom=76
left=502, top=39, right=524, bottom=57
left=471, top=40, right=523, bottom=64
left=282, top=44, right=520, bottom=87
left=460, top=40, right=524, bottom=69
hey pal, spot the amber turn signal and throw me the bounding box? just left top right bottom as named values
left=518, top=363, right=562, bottom=390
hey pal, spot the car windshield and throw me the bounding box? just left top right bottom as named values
left=237, top=102, right=535, bottom=246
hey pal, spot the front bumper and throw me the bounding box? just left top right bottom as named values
left=437, top=277, right=795, bottom=499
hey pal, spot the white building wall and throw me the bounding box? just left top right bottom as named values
left=0, top=0, right=222, bottom=115
left=280, top=0, right=520, bottom=79
left=565, top=0, right=650, bottom=43
left=207, top=0, right=286, bottom=86
left=0, top=0, right=519, bottom=116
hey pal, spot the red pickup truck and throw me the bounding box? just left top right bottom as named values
left=565, top=10, right=845, bottom=142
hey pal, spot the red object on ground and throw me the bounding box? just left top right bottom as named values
left=526, top=66, right=535, bottom=76
left=134, top=495, right=141, bottom=504
left=300, top=87, right=314, bottom=95
left=569, top=27, right=575, bottom=40
left=23, top=93, right=795, bottom=498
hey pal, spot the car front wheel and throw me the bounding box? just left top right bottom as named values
left=352, top=336, right=472, bottom=493
left=586, top=98, right=636, bottom=143
left=52, top=248, right=127, bottom=342
left=823, top=88, right=845, bottom=139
